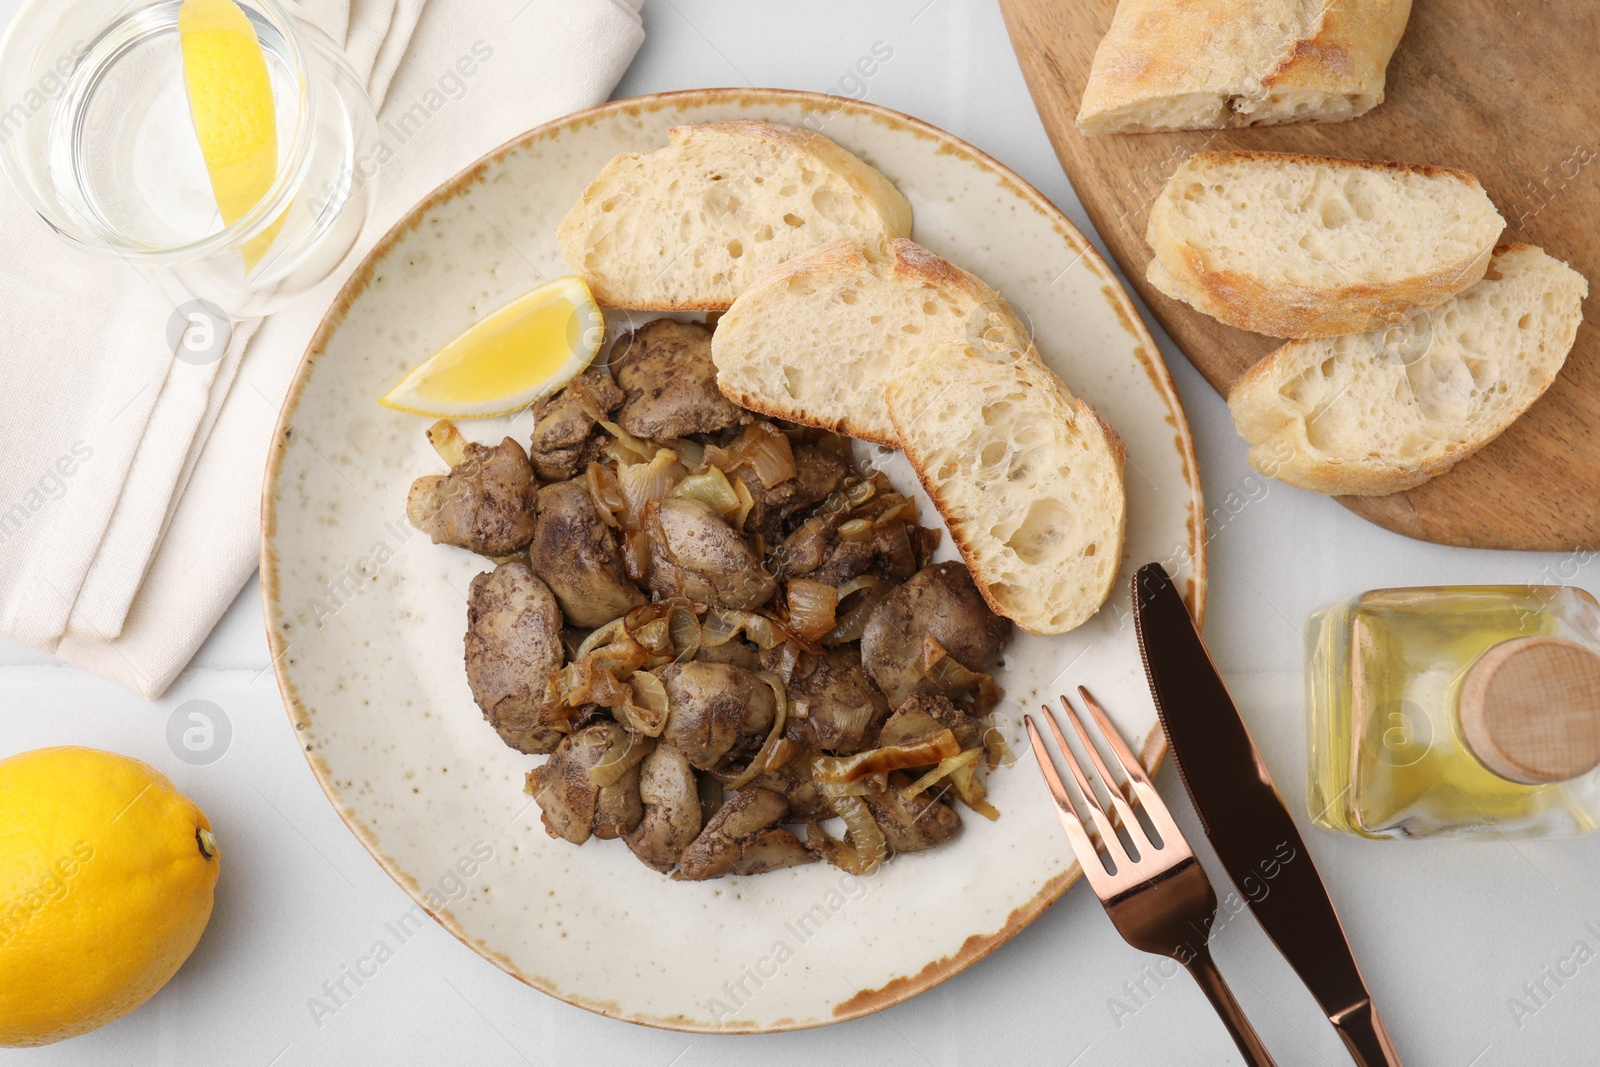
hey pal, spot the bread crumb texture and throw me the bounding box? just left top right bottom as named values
left=712, top=239, right=1030, bottom=444
left=558, top=123, right=912, bottom=311
left=887, top=344, right=1126, bottom=633
left=1228, top=244, right=1588, bottom=496
left=1146, top=152, right=1504, bottom=337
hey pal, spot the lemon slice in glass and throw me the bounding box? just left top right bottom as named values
left=178, top=0, right=282, bottom=269
left=379, top=276, right=607, bottom=418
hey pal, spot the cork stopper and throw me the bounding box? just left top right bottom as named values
left=1458, top=637, right=1600, bottom=784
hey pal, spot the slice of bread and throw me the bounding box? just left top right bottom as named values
left=1228, top=244, right=1588, bottom=496
left=886, top=344, right=1126, bottom=634
left=1146, top=151, right=1505, bottom=338
left=711, top=238, right=1031, bottom=445
left=557, top=122, right=912, bottom=311
left=1078, top=0, right=1412, bottom=135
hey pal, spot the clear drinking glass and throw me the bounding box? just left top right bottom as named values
left=0, top=0, right=379, bottom=317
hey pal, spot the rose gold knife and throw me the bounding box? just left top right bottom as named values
left=1132, top=563, right=1403, bottom=1067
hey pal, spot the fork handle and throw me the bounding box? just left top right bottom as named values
left=1182, top=946, right=1278, bottom=1067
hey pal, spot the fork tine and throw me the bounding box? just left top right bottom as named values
left=1078, top=685, right=1155, bottom=791
left=1077, top=686, right=1186, bottom=850
left=1057, top=693, right=1152, bottom=853
left=1037, top=704, right=1128, bottom=867
left=1024, top=715, right=1078, bottom=821
left=1039, top=702, right=1103, bottom=815
left=1059, top=692, right=1134, bottom=804
left=1024, top=715, right=1110, bottom=879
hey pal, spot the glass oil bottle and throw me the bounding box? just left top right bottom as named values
left=1306, top=586, right=1600, bottom=839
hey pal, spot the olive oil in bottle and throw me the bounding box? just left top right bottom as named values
left=1306, top=586, right=1600, bottom=840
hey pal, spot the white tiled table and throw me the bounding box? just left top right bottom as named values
left=2, top=2, right=1595, bottom=1063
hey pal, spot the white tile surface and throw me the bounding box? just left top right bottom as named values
left=2, top=0, right=1596, bottom=1063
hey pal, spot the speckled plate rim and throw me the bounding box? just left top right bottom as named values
left=260, top=87, right=1207, bottom=1032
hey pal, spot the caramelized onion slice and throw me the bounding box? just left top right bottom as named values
left=630, top=617, right=672, bottom=655
left=617, top=449, right=685, bottom=530
left=675, top=466, right=741, bottom=516
left=816, top=772, right=890, bottom=798
left=740, top=423, right=798, bottom=487
left=836, top=518, right=874, bottom=541
left=723, top=671, right=789, bottom=790
left=765, top=737, right=801, bottom=772
left=827, top=701, right=877, bottom=743
left=623, top=529, right=652, bottom=582
left=667, top=436, right=706, bottom=472
left=426, top=419, right=467, bottom=467
left=810, top=795, right=887, bottom=875
left=901, top=748, right=981, bottom=800
left=580, top=393, right=655, bottom=463
left=614, top=671, right=670, bottom=737
left=813, top=729, right=960, bottom=785
left=700, top=607, right=794, bottom=651
left=585, top=462, right=624, bottom=529
left=873, top=498, right=917, bottom=527
left=667, top=601, right=702, bottom=662
left=731, top=477, right=756, bottom=531
left=573, top=617, right=628, bottom=661
left=920, top=636, right=1003, bottom=716
left=825, top=575, right=887, bottom=645
left=708, top=422, right=797, bottom=488
left=983, top=718, right=1014, bottom=771
left=785, top=579, right=838, bottom=642
left=588, top=732, right=654, bottom=786
left=950, top=762, right=1000, bottom=820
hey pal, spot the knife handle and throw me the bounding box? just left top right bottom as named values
left=1182, top=946, right=1279, bottom=1067
left=1332, top=1000, right=1402, bottom=1067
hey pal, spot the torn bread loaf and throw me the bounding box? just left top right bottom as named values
left=711, top=238, right=1031, bottom=445
left=557, top=122, right=912, bottom=311
left=886, top=343, right=1126, bottom=634
left=1146, top=151, right=1505, bottom=338
left=1078, top=0, right=1413, bottom=135
left=1228, top=244, right=1587, bottom=496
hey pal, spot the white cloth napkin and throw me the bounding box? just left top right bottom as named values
left=0, top=0, right=645, bottom=696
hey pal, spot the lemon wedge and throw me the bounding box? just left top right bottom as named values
left=178, top=0, right=281, bottom=269
left=379, top=276, right=607, bottom=418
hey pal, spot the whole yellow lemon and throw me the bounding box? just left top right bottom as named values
left=0, top=746, right=219, bottom=1047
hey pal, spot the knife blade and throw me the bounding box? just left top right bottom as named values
left=1131, top=562, right=1403, bottom=1067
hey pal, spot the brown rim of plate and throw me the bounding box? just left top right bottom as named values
left=258, top=86, right=1207, bottom=1033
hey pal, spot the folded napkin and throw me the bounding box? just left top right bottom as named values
left=0, top=0, right=646, bottom=695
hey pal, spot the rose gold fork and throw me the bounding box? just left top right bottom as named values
left=1026, top=687, right=1278, bottom=1067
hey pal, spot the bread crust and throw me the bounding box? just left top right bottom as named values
left=557, top=121, right=913, bottom=312
left=885, top=350, right=1126, bottom=634
left=1174, top=148, right=1480, bottom=186
left=1146, top=151, right=1501, bottom=338
left=737, top=238, right=1030, bottom=329
left=1259, top=0, right=1411, bottom=102
left=1078, top=0, right=1412, bottom=135
left=681, top=123, right=912, bottom=239
left=712, top=238, right=1035, bottom=445
left=1227, top=350, right=1458, bottom=495
left=1227, top=242, right=1585, bottom=496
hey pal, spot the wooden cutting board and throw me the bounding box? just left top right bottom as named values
left=998, top=0, right=1600, bottom=550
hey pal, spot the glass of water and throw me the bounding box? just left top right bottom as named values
left=0, top=0, right=380, bottom=317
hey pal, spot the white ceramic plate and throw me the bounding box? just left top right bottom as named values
left=261, top=89, right=1204, bottom=1033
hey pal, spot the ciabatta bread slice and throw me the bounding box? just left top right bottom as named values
left=886, top=344, right=1126, bottom=634
left=1078, top=0, right=1412, bottom=135
left=557, top=122, right=912, bottom=311
left=712, top=238, right=1031, bottom=445
left=1229, top=244, right=1587, bottom=496
left=1146, top=151, right=1505, bottom=338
